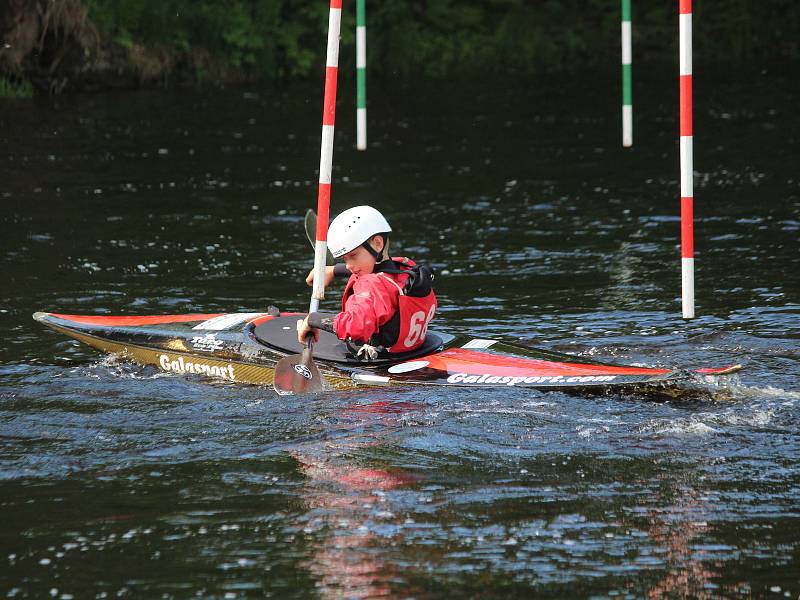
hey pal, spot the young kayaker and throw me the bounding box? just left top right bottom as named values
left=297, top=205, right=436, bottom=360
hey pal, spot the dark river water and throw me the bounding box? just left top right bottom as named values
left=1, top=65, right=799, bottom=597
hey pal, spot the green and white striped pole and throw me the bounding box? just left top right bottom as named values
left=621, top=0, right=632, bottom=147
left=356, top=0, right=367, bottom=150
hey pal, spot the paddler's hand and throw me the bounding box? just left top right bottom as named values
left=306, top=265, right=335, bottom=287
left=297, top=316, right=319, bottom=346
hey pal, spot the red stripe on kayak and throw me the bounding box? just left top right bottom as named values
left=679, top=75, right=692, bottom=136
left=681, top=197, right=694, bottom=257
left=48, top=313, right=225, bottom=326
left=322, top=67, right=338, bottom=125
left=249, top=312, right=303, bottom=327
left=424, top=348, right=670, bottom=377
left=679, top=0, right=692, bottom=14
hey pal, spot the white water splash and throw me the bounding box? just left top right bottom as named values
left=576, top=425, right=610, bottom=439
left=640, top=419, right=719, bottom=436
left=723, top=382, right=800, bottom=402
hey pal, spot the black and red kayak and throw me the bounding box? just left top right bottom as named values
left=33, top=311, right=741, bottom=392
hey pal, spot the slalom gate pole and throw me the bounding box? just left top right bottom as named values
left=621, top=0, right=632, bottom=147
left=679, top=0, right=695, bottom=318
left=311, top=0, right=343, bottom=313
left=356, top=0, right=367, bottom=150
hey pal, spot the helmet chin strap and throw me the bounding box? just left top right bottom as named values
left=361, top=234, right=388, bottom=262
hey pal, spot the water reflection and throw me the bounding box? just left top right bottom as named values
left=292, top=399, right=423, bottom=598
left=642, top=483, right=719, bottom=599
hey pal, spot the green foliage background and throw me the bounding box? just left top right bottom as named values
left=83, top=0, right=340, bottom=80
left=35, top=0, right=800, bottom=83
left=0, top=77, right=34, bottom=98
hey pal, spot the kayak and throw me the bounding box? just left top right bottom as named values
left=33, top=311, right=741, bottom=392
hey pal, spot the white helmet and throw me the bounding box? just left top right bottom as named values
left=327, top=205, right=392, bottom=259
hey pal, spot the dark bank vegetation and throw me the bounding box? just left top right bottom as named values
left=1, top=0, right=798, bottom=96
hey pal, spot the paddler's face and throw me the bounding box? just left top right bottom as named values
left=342, top=235, right=383, bottom=276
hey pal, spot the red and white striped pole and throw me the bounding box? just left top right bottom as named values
left=310, top=0, right=342, bottom=313
left=679, top=0, right=694, bottom=318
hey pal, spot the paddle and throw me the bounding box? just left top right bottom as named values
left=273, top=339, right=326, bottom=395
left=304, top=209, right=335, bottom=266
left=273, top=211, right=333, bottom=394
left=273, top=0, right=343, bottom=395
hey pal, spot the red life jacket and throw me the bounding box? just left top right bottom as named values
left=340, top=257, right=437, bottom=353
